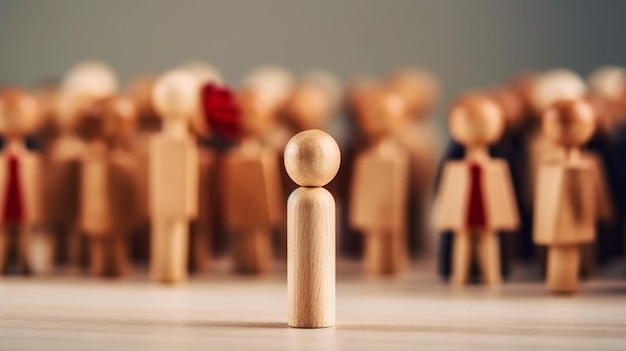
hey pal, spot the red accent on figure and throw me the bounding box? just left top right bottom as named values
left=466, top=162, right=487, bottom=230
left=200, top=83, right=241, bottom=140
left=3, top=154, right=24, bottom=224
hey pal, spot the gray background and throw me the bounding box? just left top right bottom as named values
left=1, top=0, right=625, bottom=109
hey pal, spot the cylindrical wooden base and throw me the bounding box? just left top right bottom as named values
left=288, top=187, right=335, bottom=328
left=150, top=218, right=188, bottom=284
left=232, top=229, right=272, bottom=274
left=547, top=245, right=580, bottom=294
left=89, top=235, right=128, bottom=277
left=363, top=232, right=407, bottom=275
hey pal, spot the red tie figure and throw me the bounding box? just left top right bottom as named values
left=0, top=89, right=43, bottom=274
left=433, top=94, right=519, bottom=286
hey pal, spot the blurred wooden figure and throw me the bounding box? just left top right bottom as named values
left=350, top=88, right=410, bottom=275
left=209, top=85, right=283, bottom=274
left=77, top=96, right=139, bottom=277
left=46, top=62, right=118, bottom=267
left=0, top=89, right=43, bottom=274
left=387, top=68, right=442, bottom=257
left=149, top=70, right=199, bottom=284
left=286, top=129, right=340, bottom=328
left=534, top=100, right=600, bottom=294
left=433, top=94, right=519, bottom=285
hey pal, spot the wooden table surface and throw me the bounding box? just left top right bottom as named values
left=1, top=260, right=626, bottom=350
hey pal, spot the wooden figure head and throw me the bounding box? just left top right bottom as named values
left=127, top=75, right=161, bottom=131
left=283, top=82, right=332, bottom=131
left=242, top=65, right=293, bottom=110
left=490, top=87, right=524, bottom=132
left=588, top=66, right=625, bottom=104
left=62, top=61, right=118, bottom=100
left=0, top=88, right=41, bottom=139
left=387, top=68, right=440, bottom=120
left=448, top=94, right=504, bottom=149
left=542, top=99, right=596, bottom=150
left=76, top=96, right=137, bottom=144
left=236, top=87, right=277, bottom=138
left=152, top=70, right=198, bottom=124
left=284, top=129, right=340, bottom=187
left=530, top=69, right=586, bottom=114
left=357, top=87, right=407, bottom=141
left=55, top=61, right=118, bottom=133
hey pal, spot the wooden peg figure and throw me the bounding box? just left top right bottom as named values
left=0, top=89, right=43, bottom=274
left=349, top=88, right=410, bottom=275
left=534, top=100, right=598, bottom=294
left=285, top=129, right=340, bottom=328
left=433, top=94, right=519, bottom=285
left=76, top=96, right=139, bottom=277
left=149, top=70, right=199, bottom=284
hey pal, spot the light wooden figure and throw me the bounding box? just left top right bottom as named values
left=387, top=68, right=442, bottom=256
left=433, top=94, right=519, bottom=285
left=349, top=88, right=410, bottom=275
left=285, top=129, right=340, bottom=328
left=0, top=89, right=43, bottom=274
left=223, top=88, right=283, bottom=274
left=149, top=70, right=199, bottom=284
left=534, top=99, right=599, bottom=294
left=76, top=96, right=139, bottom=277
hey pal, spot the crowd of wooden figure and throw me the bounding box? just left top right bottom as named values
left=2, top=62, right=626, bottom=312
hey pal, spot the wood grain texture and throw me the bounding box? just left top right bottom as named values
left=1, top=267, right=625, bottom=351
left=288, top=187, right=335, bottom=328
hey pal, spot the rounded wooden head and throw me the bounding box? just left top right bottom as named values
left=284, top=82, right=332, bottom=130
left=531, top=69, right=586, bottom=113
left=284, top=129, right=340, bottom=187
left=490, top=87, right=524, bottom=130
left=0, top=88, right=41, bottom=138
left=358, top=88, right=407, bottom=140
left=236, top=88, right=276, bottom=137
left=542, top=99, right=596, bottom=149
left=181, top=61, right=223, bottom=86
left=387, top=68, right=440, bottom=119
left=77, top=96, right=137, bottom=142
left=449, top=94, right=505, bottom=148
left=588, top=66, right=625, bottom=103
left=62, top=61, right=118, bottom=99
left=152, top=70, right=198, bottom=122
left=242, top=65, right=293, bottom=110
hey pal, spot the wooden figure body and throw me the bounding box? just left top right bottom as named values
left=149, top=70, right=199, bottom=284
left=76, top=96, right=139, bottom=277
left=533, top=99, right=598, bottom=293
left=0, top=89, right=43, bottom=274
left=433, top=94, right=519, bottom=285
left=285, top=129, right=340, bottom=328
left=221, top=88, right=283, bottom=274
left=349, top=88, right=410, bottom=275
